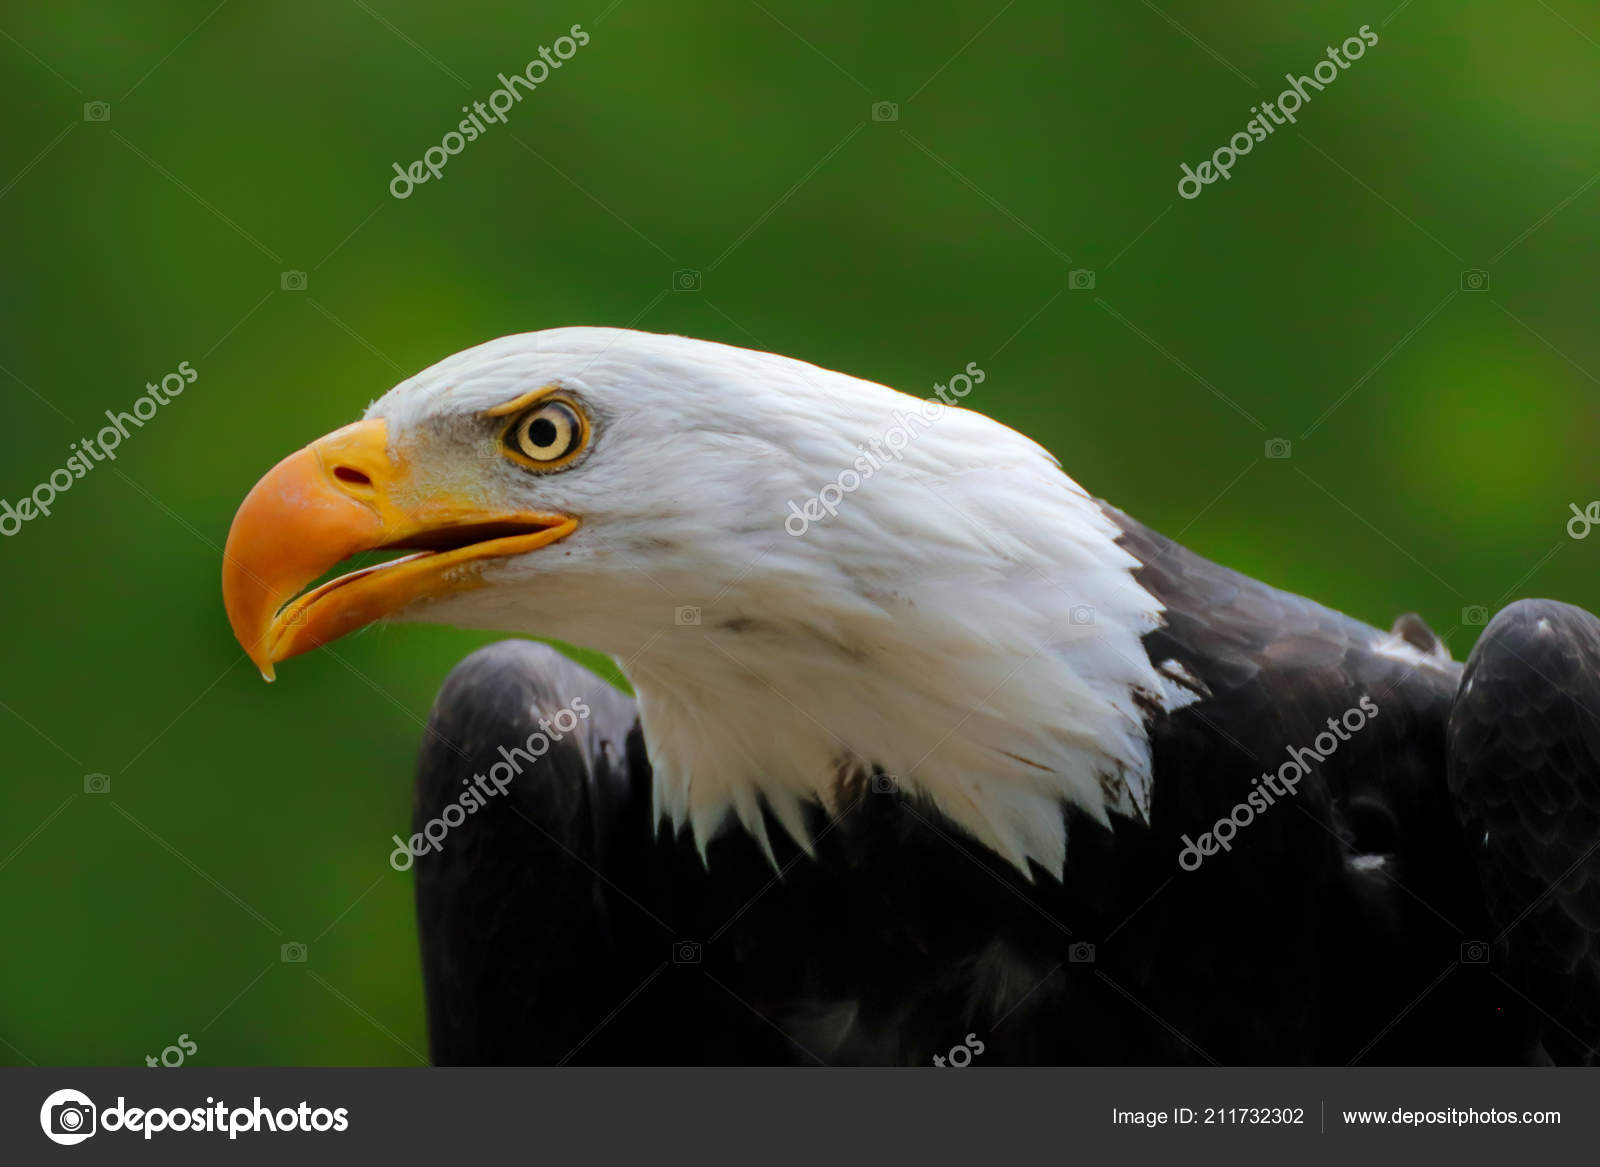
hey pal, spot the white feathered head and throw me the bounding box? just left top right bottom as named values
left=224, top=328, right=1193, bottom=874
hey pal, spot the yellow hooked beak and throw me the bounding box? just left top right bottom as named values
left=221, top=419, right=577, bottom=680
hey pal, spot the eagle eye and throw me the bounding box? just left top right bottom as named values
left=501, top=397, right=587, bottom=469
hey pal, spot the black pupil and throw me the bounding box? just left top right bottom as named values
left=527, top=416, right=559, bottom=450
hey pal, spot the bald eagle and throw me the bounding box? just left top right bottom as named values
left=223, top=328, right=1599, bottom=1065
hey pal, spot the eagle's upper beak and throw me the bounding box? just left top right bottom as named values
left=222, top=418, right=576, bottom=680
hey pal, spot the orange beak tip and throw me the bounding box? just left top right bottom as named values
left=223, top=417, right=581, bottom=674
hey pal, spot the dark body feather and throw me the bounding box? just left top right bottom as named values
left=1448, top=599, right=1600, bottom=1064
left=410, top=510, right=1591, bottom=1065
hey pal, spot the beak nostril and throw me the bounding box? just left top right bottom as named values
left=333, top=466, right=372, bottom=487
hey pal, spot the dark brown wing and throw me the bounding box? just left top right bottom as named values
left=1104, top=504, right=1521, bottom=1063
left=1449, top=599, right=1600, bottom=1064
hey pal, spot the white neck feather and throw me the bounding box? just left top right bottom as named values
left=620, top=474, right=1193, bottom=876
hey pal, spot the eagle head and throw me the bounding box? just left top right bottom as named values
left=223, top=328, right=1193, bottom=874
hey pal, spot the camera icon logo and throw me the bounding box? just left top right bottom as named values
left=1265, top=438, right=1293, bottom=460
left=672, top=940, right=702, bottom=964
left=83, top=101, right=110, bottom=122
left=40, top=1088, right=97, bottom=1145
left=83, top=773, right=111, bottom=794
left=671, top=268, right=702, bottom=292
left=674, top=605, right=701, bottom=626
left=1460, top=940, right=1490, bottom=964
left=870, top=100, right=899, bottom=122
left=1067, top=269, right=1096, bottom=290
left=1068, top=941, right=1096, bottom=964
left=870, top=772, right=899, bottom=795
left=1069, top=604, right=1096, bottom=627
left=280, top=942, right=308, bottom=963
left=280, top=270, right=308, bottom=292
left=1460, top=269, right=1490, bottom=292
left=1462, top=605, right=1490, bottom=627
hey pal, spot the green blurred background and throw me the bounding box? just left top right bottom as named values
left=0, top=0, right=1594, bottom=1065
